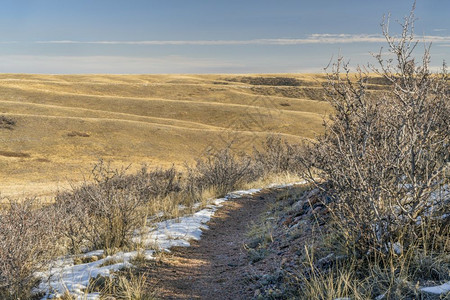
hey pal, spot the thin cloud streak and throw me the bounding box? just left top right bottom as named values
left=35, top=34, right=450, bottom=46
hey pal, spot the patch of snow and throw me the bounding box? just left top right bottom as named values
left=37, top=250, right=154, bottom=299
left=213, top=197, right=228, bottom=205
left=80, top=250, right=104, bottom=258
left=227, top=188, right=261, bottom=198
left=136, top=207, right=218, bottom=250
left=421, top=281, right=450, bottom=295
left=192, top=202, right=202, bottom=209
left=36, top=185, right=267, bottom=299
left=267, top=181, right=307, bottom=188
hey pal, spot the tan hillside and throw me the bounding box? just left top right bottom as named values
left=0, top=73, right=341, bottom=198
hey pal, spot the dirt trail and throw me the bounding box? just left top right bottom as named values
left=144, top=188, right=284, bottom=299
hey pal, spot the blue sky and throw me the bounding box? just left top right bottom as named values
left=0, top=0, right=448, bottom=74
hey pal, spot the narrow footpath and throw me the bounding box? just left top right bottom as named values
left=143, top=187, right=288, bottom=299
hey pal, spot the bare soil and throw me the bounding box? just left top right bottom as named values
left=143, top=187, right=289, bottom=299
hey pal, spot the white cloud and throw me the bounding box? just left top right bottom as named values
left=34, top=33, right=450, bottom=46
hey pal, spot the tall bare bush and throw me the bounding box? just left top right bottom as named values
left=189, top=146, right=257, bottom=197
left=303, top=6, right=449, bottom=257
left=254, top=135, right=304, bottom=175
left=57, top=161, right=148, bottom=253
left=0, top=198, right=61, bottom=299
left=56, top=161, right=183, bottom=254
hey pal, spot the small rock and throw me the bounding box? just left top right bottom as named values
left=291, top=200, right=304, bottom=211
left=254, top=289, right=261, bottom=297
left=307, top=188, right=320, bottom=198
left=293, top=216, right=303, bottom=223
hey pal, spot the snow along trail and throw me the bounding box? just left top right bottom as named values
left=420, top=281, right=450, bottom=295
left=36, top=187, right=273, bottom=299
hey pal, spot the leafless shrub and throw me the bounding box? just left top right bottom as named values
left=254, top=135, right=304, bottom=175
left=56, top=161, right=149, bottom=254
left=302, top=5, right=449, bottom=259
left=0, top=115, right=16, bottom=130
left=189, top=146, right=258, bottom=197
left=56, top=161, right=184, bottom=254
left=0, top=198, right=61, bottom=299
left=125, top=165, right=182, bottom=200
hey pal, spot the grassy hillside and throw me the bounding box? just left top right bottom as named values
left=0, top=73, right=355, bottom=198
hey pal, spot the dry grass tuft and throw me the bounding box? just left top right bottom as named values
left=0, top=115, right=16, bottom=130
left=89, top=271, right=155, bottom=300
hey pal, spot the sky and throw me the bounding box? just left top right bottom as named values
left=0, top=0, right=448, bottom=74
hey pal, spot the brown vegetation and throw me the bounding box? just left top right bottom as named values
left=0, top=198, right=61, bottom=299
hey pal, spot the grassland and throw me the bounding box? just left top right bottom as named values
left=0, top=73, right=336, bottom=198
left=0, top=73, right=389, bottom=198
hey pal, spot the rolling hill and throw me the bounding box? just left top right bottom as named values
left=0, top=74, right=345, bottom=198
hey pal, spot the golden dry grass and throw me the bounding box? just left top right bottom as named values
left=0, top=73, right=336, bottom=198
